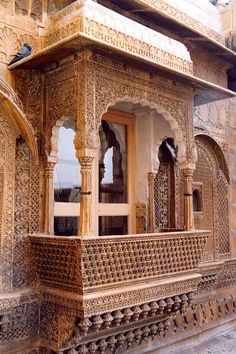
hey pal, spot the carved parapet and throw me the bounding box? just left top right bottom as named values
left=30, top=231, right=209, bottom=309
left=30, top=231, right=209, bottom=350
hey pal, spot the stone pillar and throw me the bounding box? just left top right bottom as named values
left=183, top=168, right=194, bottom=231
left=78, top=155, right=94, bottom=237
left=44, top=161, right=55, bottom=235
left=147, top=172, right=156, bottom=233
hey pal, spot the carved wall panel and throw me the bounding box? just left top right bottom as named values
left=191, top=47, right=228, bottom=87
left=14, top=70, right=42, bottom=133
left=15, top=0, right=42, bottom=21
left=45, top=61, right=76, bottom=155
left=0, top=0, right=8, bottom=9
left=0, top=295, right=39, bottom=347
left=0, top=113, right=16, bottom=292
left=154, top=162, right=169, bottom=230
left=193, top=141, right=215, bottom=262
left=13, top=140, right=38, bottom=288
left=193, top=100, right=230, bottom=165
left=0, top=132, right=4, bottom=288
left=47, top=0, right=74, bottom=15
left=0, top=26, right=40, bottom=64
left=29, top=158, right=40, bottom=234
left=216, top=170, right=230, bottom=256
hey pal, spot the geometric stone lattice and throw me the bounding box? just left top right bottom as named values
left=31, top=231, right=209, bottom=292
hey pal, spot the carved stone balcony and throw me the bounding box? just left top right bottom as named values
left=30, top=230, right=209, bottom=316
left=9, top=0, right=193, bottom=77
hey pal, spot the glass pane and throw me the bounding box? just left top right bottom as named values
left=54, top=216, right=79, bottom=236
left=99, top=120, right=127, bottom=203
left=54, top=120, right=81, bottom=203
left=99, top=216, right=128, bottom=236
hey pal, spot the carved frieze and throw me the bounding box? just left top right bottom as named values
left=14, top=70, right=42, bottom=133
left=136, top=0, right=225, bottom=44
left=0, top=113, right=17, bottom=292
left=43, top=1, right=193, bottom=76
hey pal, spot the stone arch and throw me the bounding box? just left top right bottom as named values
left=49, top=116, right=75, bottom=163
left=154, top=137, right=178, bottom=231
left=195, top=133, right=229, bottom=182
left=0, top=79, right=38, bottom=162
left=96, top=98, right=187, bottom=165
left=194, top=134, right=230, bottom=260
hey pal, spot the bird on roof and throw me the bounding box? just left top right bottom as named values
left=8, top=43, right=32, bottom=66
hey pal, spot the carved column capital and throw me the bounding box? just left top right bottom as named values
left=45, top=161, right=55, bottom=177
left=182, top=168, right=194, bottom=179
left=147, top=172, right=156, bottom=184
left=78, top=155, right=94, bottom=168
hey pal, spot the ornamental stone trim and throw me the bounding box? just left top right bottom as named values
left=43, top=0, right=193, bottom=75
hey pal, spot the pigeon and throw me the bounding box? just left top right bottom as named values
left=209, top=0, right=218, bottom=5
left=8, top=43, right=32, bottom=66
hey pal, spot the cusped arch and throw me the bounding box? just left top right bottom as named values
left=97, top=97, right=187, bottom=165
left=195, top=133, right=229, bottom=182
left=49, top=116, right=75, bottom=162
left=0, top=79, right=38, bottom=162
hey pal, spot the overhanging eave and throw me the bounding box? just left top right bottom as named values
left=8, top=32, right=236, bottom=106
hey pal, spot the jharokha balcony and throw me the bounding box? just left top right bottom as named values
left=30, top=230, right=209, bottom=351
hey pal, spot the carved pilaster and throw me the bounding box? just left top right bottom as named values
left=147, top=172, right=156, bottom=233
left=78, top=156, right=94, bottom=237
left=44, top=161, right=55, bottom=235
left=183, top=168, right=194, bottom=231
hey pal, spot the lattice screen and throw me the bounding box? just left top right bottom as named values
left=193, top=142, right=215, bottom=262
left=193, top=138, right=230, bottom=261
left=154, top=162, right=169, bottom=230
left=216, top=169, right=230, bottom=255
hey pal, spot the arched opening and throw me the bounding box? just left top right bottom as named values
left=154, top=138, right=177, bottom=231
left=100, top=99, right=186, bottom=236
left=0, top=80, right=38, bottom=162
left=53, top=119, right=81, bottom=236
left=193, top=188, right=202, bottom=212
left=99, top=120, right=127, bottom=204
left=194, top=134, right=230, bottom=261
left=98, top=111, right=133, bottom=236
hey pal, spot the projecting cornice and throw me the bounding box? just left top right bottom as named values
left=9, top=0, right=193, bottom=75
left=110, top=0, right=236, bottom=65
left=8, top=1, right=236, bottom=104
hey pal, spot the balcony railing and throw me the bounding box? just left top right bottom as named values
left=30, top=230, right=209, bottom=315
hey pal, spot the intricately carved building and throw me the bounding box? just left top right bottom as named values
left=0, top=0, right=236, bottom=353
